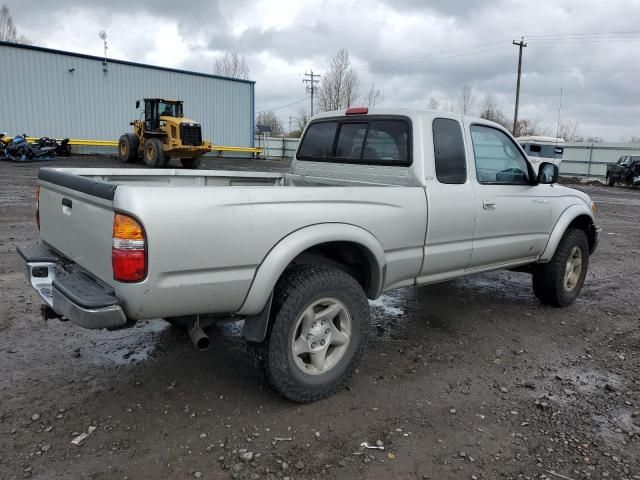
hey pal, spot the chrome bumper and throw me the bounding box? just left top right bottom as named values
left=19, top=243, right=128, bottom=330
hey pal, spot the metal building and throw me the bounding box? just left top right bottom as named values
left=0, top=41, right=255, bottom=150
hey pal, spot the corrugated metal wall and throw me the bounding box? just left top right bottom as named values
left=560, top=142, right=640, bottom=177
left=0, top=42, right=254, bottom=148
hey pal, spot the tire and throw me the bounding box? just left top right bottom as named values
left=118, top=134, right=139, bottom=163
left=180, top=157, right=201, bottom=169
left=532, top=228, right=589, bottom=307
left=606, top=174, right=615, bottom=187
left=253, top=265, right=370, bottom=403
left=144, top=138, right=168, bottom=167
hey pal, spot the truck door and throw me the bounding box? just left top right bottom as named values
left=419, top=117, right=476, bottom=282
left=465, top=123, right=552, bottom=268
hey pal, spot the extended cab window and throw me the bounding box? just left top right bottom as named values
left=432, top=118, right=466, bottom=184
left=297, top=121, right=338, bottom=159
left=470, top=125, right=530, bottom=185
left=298, top=118, right=410, bottom=165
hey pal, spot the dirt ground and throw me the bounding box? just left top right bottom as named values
left=0, top=155, right=638, bottom=480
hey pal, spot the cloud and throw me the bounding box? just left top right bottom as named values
left=4, top=0, right=640, bottom=140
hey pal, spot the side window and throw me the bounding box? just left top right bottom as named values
left=297, top=121, right=338, bottom=159
left=470, top=125, right=530, bottom=185
left=362, top=121, right=409, bottom=163
left=335, top=123, right=367, bottom=159
left=432, top=118, right=466, bottom=184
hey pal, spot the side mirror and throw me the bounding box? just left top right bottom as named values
left=135, top=100, right=140, bottom=109
left=538, top=162, right=559, bottom=184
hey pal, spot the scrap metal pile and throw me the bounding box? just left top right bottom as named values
left=0, top=133, right=71, bottom=161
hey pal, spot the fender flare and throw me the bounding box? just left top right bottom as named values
left=538, top=204, right=594, bottom=262
left=237, top=223, right=386, bottom=316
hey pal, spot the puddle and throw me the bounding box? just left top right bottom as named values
left=86, top=319, right=174, bottom=365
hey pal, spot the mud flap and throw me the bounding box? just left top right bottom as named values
left=243, top=293, right=273, bottom=343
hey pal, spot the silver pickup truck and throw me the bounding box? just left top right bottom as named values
left=19, top=107, right=600, bottom=402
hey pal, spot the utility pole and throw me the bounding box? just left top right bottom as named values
left=303, top=70, right=320, bottom=117
left=512, top=37, right=527, bottom=136
left=288, top=116, right=293, bottom=135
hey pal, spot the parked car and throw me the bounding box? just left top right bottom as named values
left=18, top=107, right=600, bottom=402
left=606, top=155, right=640, bottom=186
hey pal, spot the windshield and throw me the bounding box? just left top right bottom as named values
left=158, top=101, right=182, bottom=117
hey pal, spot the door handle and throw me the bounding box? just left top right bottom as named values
left=483, top=200, right=496, bottom=210
left=62, top=198, right=72, bottom=208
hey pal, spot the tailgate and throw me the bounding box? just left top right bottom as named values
left=38, top=169, right=116, bottom=284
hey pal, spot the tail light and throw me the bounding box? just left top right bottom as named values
left=346, top=107, right=368, bottom=115
left=112, top=213, right=147, bottom=282
left=35, top=184, right=40, bottom=230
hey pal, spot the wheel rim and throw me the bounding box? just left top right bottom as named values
left=119, top=141, right=127, bottom=157
left=290, top=298, right=352, bottom=375
left=146, top=143, right=153, bottom=161
left=564, top=246, right=583, bottom=291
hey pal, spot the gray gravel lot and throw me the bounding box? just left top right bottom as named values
left=0, top=156, right=638, bottom=480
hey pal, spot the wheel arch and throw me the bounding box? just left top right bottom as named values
left=237, top=223, right=386, bottom=317
left=539, top=205, right=596, bottom=262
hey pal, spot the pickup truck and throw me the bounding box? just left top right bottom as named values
left=605, top=155, right=640, bottom=186
left=19, top=107, right=600, bottom=402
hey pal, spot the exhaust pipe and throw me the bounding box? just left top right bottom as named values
left=188, top=324, right=211, bottom=351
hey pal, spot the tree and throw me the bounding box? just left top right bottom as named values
left=427, top=97, right=441, bottom=110
left=455, top=85, right=475, bottom=115
left=0, top=5, right=31, bottom=44
left=364, top=83, right=384, bottom=108
left=317, top=49, right=360, bottom=112
left=555, top=119, right=580, bottom=141
left=256, top=111, right=283, bottom=136
left=287, top=108, right=309, bottom=138
left=479, top=93, right=510, bottom=129
left=515, top=118, right=549, bottom=137
left=213, top=51, right=250, bottom=80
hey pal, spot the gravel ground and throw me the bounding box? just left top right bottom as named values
left=0, top=156, right=638, bottom=480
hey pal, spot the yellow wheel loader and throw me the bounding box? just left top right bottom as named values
left=118, top=98, right=211, bottom=168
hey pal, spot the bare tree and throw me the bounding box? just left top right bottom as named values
left=0, top=5, right=31, bottom=44
left=213, top=51, right=250, bottom=80
left=364, top=83, right=384, bottom=108
left=317, top=49, right=360, bottom=112
left=515, top=118, right=549, bottom=137
left=287, top=108, right=309, bottom=138
left=455, top=85, right=475, bottom=115
left=427, top=97, right=441, bottom=110
left=479, top=93, right=510, bottom=129
left=256, top=111, right=283, bottom=136
left=556, top=118, right=580, bottom=141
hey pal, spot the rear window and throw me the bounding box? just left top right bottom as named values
left=297, top=117, right=410, bottom=166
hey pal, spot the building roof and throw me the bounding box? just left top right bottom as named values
left=0, top=40, right=255, bottom=85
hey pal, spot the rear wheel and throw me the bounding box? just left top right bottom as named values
left=532, top=228, right=589, bottom=307
left=252, top=265, right=370, bottom=403
left=144, top=138, right=168, bottom=167
left=180, top=157, right=201, bottom=169
left=606, top=174, right=615, bottom=187
left=118, top=134, right=139, bottom=163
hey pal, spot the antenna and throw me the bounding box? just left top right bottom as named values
left=555, top=87, right=563, bottom=143
left=98, top=30, right=108, bottom=73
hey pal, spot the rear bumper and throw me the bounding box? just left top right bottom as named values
left=17, top=242, right=128, bottom=329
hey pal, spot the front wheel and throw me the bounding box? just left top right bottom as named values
left=606, top=174, right=615, bottom=187
left=532, top=228, right=589, bottom=307
left=254, top=265, right=370, bottom=403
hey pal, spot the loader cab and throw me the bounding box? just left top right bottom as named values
left=142, top=98, right=184, bottom=132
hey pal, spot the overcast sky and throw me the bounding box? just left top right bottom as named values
left=6, top=0, right=640, bottom=140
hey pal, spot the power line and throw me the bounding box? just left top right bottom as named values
left=256, top=97, right=307, bottom=114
